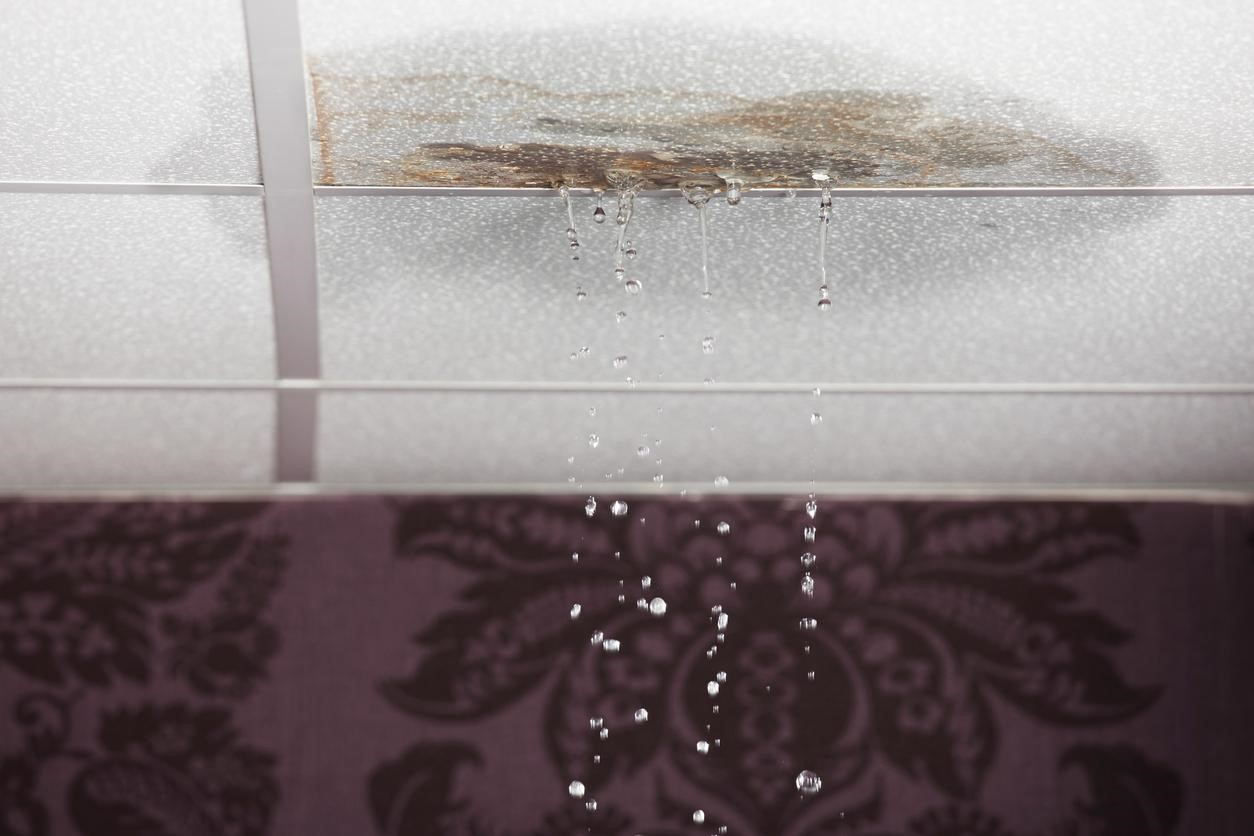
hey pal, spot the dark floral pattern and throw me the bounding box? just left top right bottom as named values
left=381, top=499, right=1168, bottom=834
left=0, top=503, right=284, bottom=836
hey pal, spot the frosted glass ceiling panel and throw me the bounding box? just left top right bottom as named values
left=0, top=194, right=275, bottom=380
left=0, top=0, right=258, bottom=182
left=0, top=392, right=273, bottom=489
left=299, top=0, right=1254, bottom=187
left=318, top=392, right=1254, bottom=487
left=316, top=195, right=1254, bottom=384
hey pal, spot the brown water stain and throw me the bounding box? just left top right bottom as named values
left=309, top=70, right=1151, bottom=190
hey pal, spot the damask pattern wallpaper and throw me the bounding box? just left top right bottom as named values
left=0, top=497, right=1251, bottom=835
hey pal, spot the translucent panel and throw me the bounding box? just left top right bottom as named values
left=316, top=195, right=1254, bottom=384
left=317, top=392, right=1254, bottom=486
left=0, top=194, right=275, bottom=379
left=0, top=0, right=258, bottom=182
left=0, top=391, right=273, bottom=488
left=299, top=0, right=1254, bottom=186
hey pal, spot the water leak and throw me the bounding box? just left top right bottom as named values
left=559, top=184, right=580, bottom=260
left=814, top=171, right=834, bottom=310
left=681, top=184, right=713, bottom=297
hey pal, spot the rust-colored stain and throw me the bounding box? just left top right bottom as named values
left=309, top=68, right=1153, bottom=190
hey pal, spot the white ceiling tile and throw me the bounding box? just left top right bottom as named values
left=0, top=0, right=259, bottom=182
left=298, top=0, right=1254, bottom=186
left=316, top=195, right=1254, bottom=384
left=0, top=194, right=275, bottom=380
left=0, top=391, right=273, bottom=489
left=317, top=391, right=1254, bottom=487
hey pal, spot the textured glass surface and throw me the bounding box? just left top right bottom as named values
left=299, top=0, right=1254, bottom=186
left=317, top=392, right=1254, bottom=486
left=0, top=194, right=275, bottom=379
left=0, top=0, right=258, bottom=182
left=0, top=392, right=273, bottom=488
left=316, top=195, right=1254, bottom=384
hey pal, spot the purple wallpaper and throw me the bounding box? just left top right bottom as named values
left=1, top=497, right=1252, bottom=835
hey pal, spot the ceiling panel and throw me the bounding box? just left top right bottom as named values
left=298, top=0, right=1254, bottom=187
left=0, top=0, right=259, bottom=182
left=0, top=194, right=275, bottom=379
left=317, top=392, right=1254, bottom=487
left=316, top=194, right=1254, bottom=384
left=0, top=391, right=273, bottom=489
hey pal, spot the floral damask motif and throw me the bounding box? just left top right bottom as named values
left=0, top=693, right=279, bottom=836
left=382, top=499, right=1162, bottom=834
left=367, top=739, right=1180, bottom=836
left=0, top=503, right=277, bottom=692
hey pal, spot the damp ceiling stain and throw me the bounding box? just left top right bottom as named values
left=307, top=49, right=1158, bottom=191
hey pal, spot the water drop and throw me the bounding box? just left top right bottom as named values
left=701, top=335, right=715, bottom=354
left=682, top=184, right=714, bottom=297
left=588, top=434, right=600, bottom=449
left=599, top=727, right=609, bottom=739
left=602, top=638, right=621, bottom=653
left=648, top=596, right=667, bottom=617
left=725, top=180, right=743, bottom=206
left=717, top=521, right=731, bottom=535
left=614, top=266, right=625, bottom=283
left=696, top=741, right=710, bottom=755
left=707, top=681, right=720, bottom=697
left=634, top=708, right=649, bottom=723
left=611, top=500, right=629, bottom=516
left=806, top=499, right=818, bottom=518
left=801, top=573, right=815, bottom=597
left=571, top=552, right=580, bottom=563
left=653, top=473, right=665, bottom=484
left=587, top=406, right=597, bottom=417
left=818, top=296, right=833, bottom=311
left=713, top=476, right=731, bottom=489
left=613, top=355, right=628, bottom=369
left=575, top=288, right=587, bottom=301
left=810, top=412, right=823, bottom=426
left=589, top=716, right=604, bottom=730
left=636, top=444, right=650, bottom=457
left=693, top=810, right=706, bottom=824
left=716, top=671, right=727, bottom=683
left=585, top=497, right=596, bottom=517
left=701, top=290, right=713, bottom=300
left=804, top=526, right=816, bottom=543
left=808, top=670, right=816, bottom=681
left=625, top=242, right=637, bottom=259
left=590, top=630, right=604, bottom=644
left=716, top=612, right=730, bottom=631
left=799, top=617, right=818, bottom=631
left=568, top=780, right=586, bottom=799
left=559, top=185, right=581, bottom=260
left=615, top=310, right=627, bottom=324
left=585, top=799, right=598, bottom=812
left=640, top=575, right=652, bottom=589
left=570, top=603, right=582, bottom=619
left=796, top=770, right=822, bottom=795
left=800, top=551, right=816, bottom=568
left=624, top=278, right=641, bottom=294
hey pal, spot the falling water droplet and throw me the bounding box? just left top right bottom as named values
left=801, top=552, right=816, bottom=568
left=807, top=670, right=816, bottom=681
left=717, top=521, right=731, bottom=535
left=796, top=770, right=822, bottom=795
left=613, top=355, right=628, bottom=369
left=613, top=266, right=625, bottom=283
left=589, top=716, right=604, bottom=730
left=702, top=335, right=715, bottom=354
left=641, top=575, right=652, bottom=589
left=634, top=708, right=649, bottom=723
left=602, top=638, right=621, bottom=653
left=615, top=310, right=627, bottom=324
left=570, top=603, right=582, bottom=619
left=804, top=526, right=817, bottom=543
left=588, top=434, right=600, bottom=448
left=801, top=573, right=815, bottom=597
left=648, top=597, right=667, bottom=616
left=707, top=681, right=720, bottom=697
left=818, top=296, right=833, bottom=312
left=568, top=780, right=586, bottom=799
left=636, top=444, right=650, bottom=457
left=810, top=412, right=823, bottom=426
left=725, top=180, right=743, bottom=205
left=713, top=475, right=730, bottom=488
left=693, top=810, right=706, bottom=824
left=611, top=500, right=629, bottom=516
left=624, top=278, right=641, bottom=294
left=682, top=185, right=714, bottom=298
left=806, top=499, right=818, bottom=518
left=588, top=406, right=597, bottom=417
left=799, top=617, right=818, bottom=631
left=575, top=288, right=587, bottom=301
left=585, top=497, right=596, bottom=517
left=716, top=612, right=729, bottom=631
left=590, top=630, right=604, bottom=644
left=585, top=799, right=598, bottom=812
left=625, top=242, right=637, bottom=259
left=696, top=741, right=710, bottom=755
left=559, top=185, right=581, bottom=260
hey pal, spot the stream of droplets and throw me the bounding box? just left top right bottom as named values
left=561, top=178, right=832, bottom=833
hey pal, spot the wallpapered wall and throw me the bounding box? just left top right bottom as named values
left=1, top=498, right=1251, bottom=836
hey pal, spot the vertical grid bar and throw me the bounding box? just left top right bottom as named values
left=242, top=0, right=320, bottom=481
